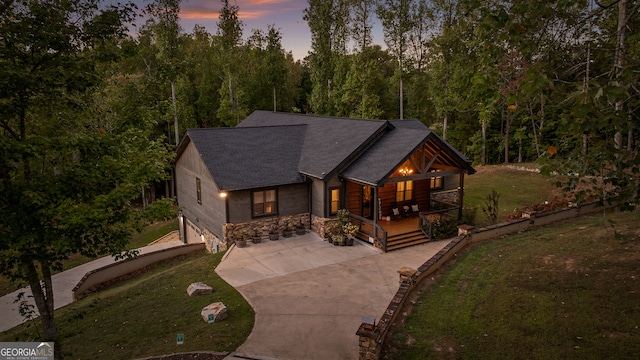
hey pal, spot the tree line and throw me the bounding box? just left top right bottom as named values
left=135, top=0, right=639, bottom=167
left=0, top=0, right=638, bottom=358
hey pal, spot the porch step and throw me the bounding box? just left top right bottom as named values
left=379, top=230, right=430, bottom=252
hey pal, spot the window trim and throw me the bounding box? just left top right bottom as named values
left=196, top=178, right=202, bottom=204
left=251, top=188, right=278, bottom=218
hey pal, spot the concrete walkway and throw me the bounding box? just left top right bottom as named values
left=0, top=240, right=184, bottom=333
left=216, top=233, right=450, bottom=360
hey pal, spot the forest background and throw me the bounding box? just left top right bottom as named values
left=0, top=1, right=638, bottom=358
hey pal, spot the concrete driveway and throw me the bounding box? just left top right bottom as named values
left=216, top=233, right=450, bottom=360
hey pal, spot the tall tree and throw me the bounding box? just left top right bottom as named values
left=145, top=0, right=182, bottom=145
left=0, top=1, right=171, bottom=359
left=216, top=0, right=244, bottom=125
left=178, top=25, right=218, bottom=128
left=377, top=0, right=415, bottom=119
left=304, top=0, right=350, bottom=115
left=351, top=0, right=375, bottom=52
left=265, top=26, right=288, bottom=111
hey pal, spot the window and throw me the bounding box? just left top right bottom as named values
left=253, top=189, right=277, bottom=217
left=330, top=188, right=340, bottom=214
left=430, top=171, right=444, bottom=190
left=196, top=178, right=202, bottom=204
left=396, top=180, right=413, bottom=202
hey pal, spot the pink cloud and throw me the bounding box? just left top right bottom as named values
left=181, top=11, right=219, bottom=20
left=238, top=0, right=292, bottom=5
left=180, top=10, right=272, bottom=21
left=178, top=0, right=306, bottom=24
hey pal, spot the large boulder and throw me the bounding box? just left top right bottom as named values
left=187, top=282, right=213, bottom=296
left=201, top=302, right=227, bottom=323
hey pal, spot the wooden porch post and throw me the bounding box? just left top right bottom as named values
left=373, top=187, right=379, bottom=227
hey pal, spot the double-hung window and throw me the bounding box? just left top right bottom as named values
left=253, top=189, right=277, bottom=217
left=396, top=180, right=413, bottom=202
left=430, top=171, right=444, bottom=190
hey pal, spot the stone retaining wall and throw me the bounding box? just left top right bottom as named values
left=430, top=189, right=459, bottom=205
left=311, top=214, right=338, bottom=239
left=222, top=213, right=311, bottom=245
left=357, top=200, right=614, bottom=360
left=72, top=243, right=205, bottom=300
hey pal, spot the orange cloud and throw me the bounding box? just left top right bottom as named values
left=239, top=9, right=272, bottom=19
left=180, top=9, right=272, bottom=20
left=181, top=11, right=219, bottom=19
left=179, top=0, right=302, bottom=21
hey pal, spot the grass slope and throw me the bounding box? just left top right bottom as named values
left=464, top=165, right=560, bottom=226
left=0, top=219, right=178, bottom=297
left=1, top=251, right=254, bottom=360
left=383, top=210, right=640, bottom=359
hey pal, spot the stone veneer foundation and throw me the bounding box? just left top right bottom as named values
left=222, top=213, right=311, bottom=245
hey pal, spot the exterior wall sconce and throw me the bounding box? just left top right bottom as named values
left=219, top=191, right=228, bottom=198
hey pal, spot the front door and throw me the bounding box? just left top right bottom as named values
left=362, top=186, right=374, bottom=219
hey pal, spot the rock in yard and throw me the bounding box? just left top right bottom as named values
left=201, top=302, right=227, bottom=323
left=187, top=282, right=213, bottom=296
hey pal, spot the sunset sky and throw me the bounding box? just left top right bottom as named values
left=133, top=0, right=384, bottom=60
left=133, top=0, right=311, bottom=60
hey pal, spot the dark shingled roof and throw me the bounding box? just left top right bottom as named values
left=342, top=120, right=475, bottom=185
left=183, top=126, right=306, bottom=191
left=177, top=111, right=475, bottom=191
left=238, top=111, right=391, bottom=179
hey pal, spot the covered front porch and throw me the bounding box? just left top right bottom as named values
left=348, top=198, right=460, bottom=252
left=338, top=127, right=475, bottom=251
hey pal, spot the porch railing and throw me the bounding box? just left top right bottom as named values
left=349, top=213, right=388, bottom=252
left=418, top=212, right=433, bottom=240
left=429, top=189, right=460, bottom=217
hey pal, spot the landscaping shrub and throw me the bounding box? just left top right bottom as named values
left=426, top=208, right=477, bottom=240
left=143, top=197, right=178, bottom=223
left=482, top=189, right=500, bottom=224
left=431, top=217, right=459, bottom=240
left=506, top=198, right=570, bottom=221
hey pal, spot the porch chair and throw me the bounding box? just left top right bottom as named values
left=410, top=204, right=420, bottom=217
left=391, top=207, right=402, bottom=221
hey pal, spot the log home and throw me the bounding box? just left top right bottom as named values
left=175, top=111, right=475, bottom=252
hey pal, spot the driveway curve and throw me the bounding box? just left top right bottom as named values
left=215, top=233, right=450, bottom=360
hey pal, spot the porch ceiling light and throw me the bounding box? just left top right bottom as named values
left=399, top=167, right=413, bottom=176
left=219, top=191, right=228, bottom=198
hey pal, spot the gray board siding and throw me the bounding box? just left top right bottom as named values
left=175, top=142, right=226, bottom=239
left=310, top=178, right=326, bottom=218
left=228, top=183, right=309, bottom=223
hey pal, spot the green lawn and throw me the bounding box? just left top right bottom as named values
left=128, top=219, right=179, bottom=250
left=0, top=219, right=178, bottom=297
left=383, top=209, right=640, bottom=359
left=1, top=250, right=254, bottom=360
left=464, top=165, right=561, bottom=226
